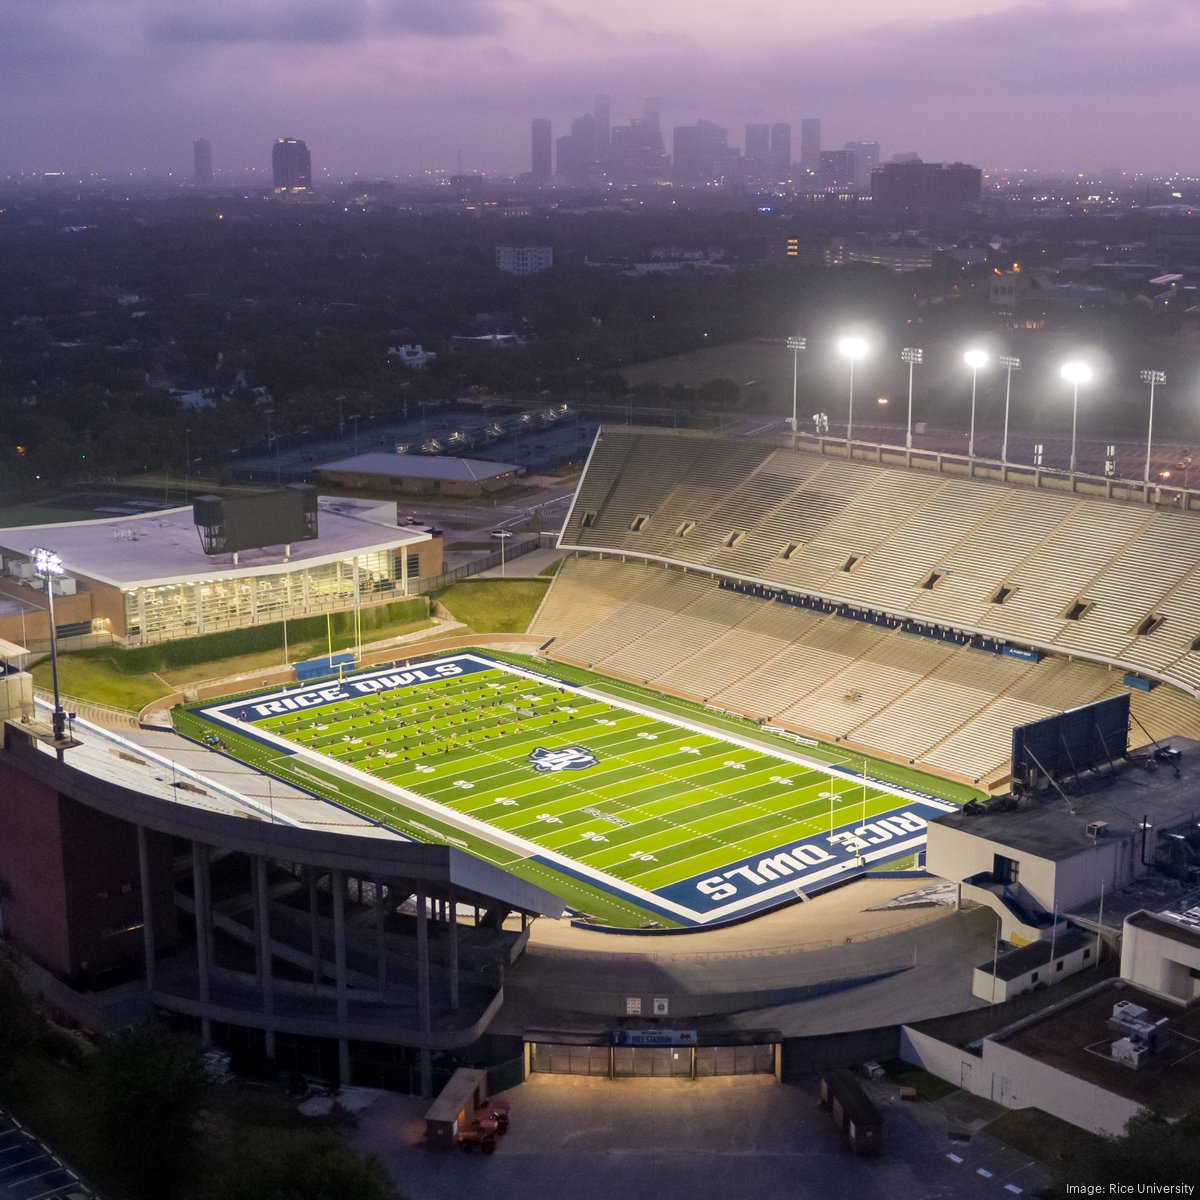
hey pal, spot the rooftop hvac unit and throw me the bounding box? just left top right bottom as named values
left=1111, top=1001, right=1148, bottom=1024
left=1111, top=1037, right=1149, bottom=1069
left=1087, top=820, right=1109, bottom=838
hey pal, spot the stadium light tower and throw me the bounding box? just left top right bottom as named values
left=786, top=336, right=807, bottom=449
left=31, top=547, right=67, bottom=742
left=963, top=349, right=988, bottom=459
left=1140, top=369, right=1166, bottom=485
left=837, top=336, right=868, bottom=444
left=901, top=347, right=922, bottom=451
left=998, top=355, right=1020, bottom=465
left=1061, top=361, right=1093, bottom=474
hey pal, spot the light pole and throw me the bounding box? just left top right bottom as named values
left=963, top=349, right=988, bottom=460
left=1061, top=361, right=1092, bottom=474
left=837, top=336, right=868, bottom=444
left=31, top=548, right=66, bottom=742
left=787, top=336, right=807, bottom=448
left=492, top=529, right=513, bottom=577
left=999, top=355, right=1020, bottom=465
left=901, top=347, right=922, bottom=450
left=184, top=427, right=191, bottom=502
left=1140, top=369, right=1165, bottom=485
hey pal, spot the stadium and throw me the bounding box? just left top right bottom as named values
left=2, top=425, right=1200, bottom=1105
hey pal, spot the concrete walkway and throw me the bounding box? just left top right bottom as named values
left=475, top=547, right=561, bottom=578
left=351, top=1073, right=1047, bottom=1200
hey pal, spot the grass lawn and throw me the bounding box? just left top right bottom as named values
left=30, top=655, right=172, bottom=712
left=32, top=617, right=437, bottom=712
left=881, top=1059, right=959, bottom=1101
left=538, top=558, right=563, bottom=576
left=0, top=502, right=102, bottom=525
left=984, top=1107, right=1104, bottom=1168
left=434, top=579, right=550, bottom=634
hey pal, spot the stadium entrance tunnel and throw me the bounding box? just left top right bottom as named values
left=527, top=1039, right=778, bottom=1080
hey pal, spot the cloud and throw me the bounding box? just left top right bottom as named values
left=376, top=0, right=506, bottom=38
left=144, top=1, right=369, bottom=45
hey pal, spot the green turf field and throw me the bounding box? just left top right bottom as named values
left=185, top=652, right=958, bottom=928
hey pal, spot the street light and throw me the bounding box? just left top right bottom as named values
left=1140, top=369, right=1166, bottom=485
left=31, top=547, right=67, bottom=742
left=786, top=336, right=807, bottom=448
left=963, top=349, right=988, bottom=460
left=999, top=355, right=1020, bottom=465
left=837, top=336, right=868, bottom=444
left=491, top=529, right=514, bottom=577
left=1061, top=361, right=1093, bottom=474
left=901, top=347, right=922, bottom=451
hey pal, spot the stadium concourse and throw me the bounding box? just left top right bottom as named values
left=536, top=426, right=1200, bottom=788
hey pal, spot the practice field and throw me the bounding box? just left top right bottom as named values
left=188, top=653, right=956, bottom=927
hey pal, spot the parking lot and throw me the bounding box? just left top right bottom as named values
left=0, top=1113, right=92, bottom=1200
left=352, top=1073, right=1049, bottom=1200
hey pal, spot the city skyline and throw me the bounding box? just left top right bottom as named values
left=2, top=0, right=1199, bottom=177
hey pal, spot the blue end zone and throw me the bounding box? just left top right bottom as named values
left=653, top=799, right=951, bottom=920
left=201, top=653, right=495, bottom=726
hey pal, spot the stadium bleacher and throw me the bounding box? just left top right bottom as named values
left=538, top=428, right=1200, bottom=786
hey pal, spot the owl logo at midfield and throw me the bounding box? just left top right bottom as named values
left=528, top=746, right=599, bottom=772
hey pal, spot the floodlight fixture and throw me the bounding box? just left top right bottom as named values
left=30, top=547, right=66, bottom=742
left=999, top=356, right=1021, bottom=464
left=837, top=336, right=868, bottom=442
left=963, top=350, right=989, bottom=458
left=1060, top=361, right=1092, bottom=472
left=901, top=348, right=922, bottom=450
left=787, top=336, right=807, bottom=446
left=1140, top=369, right=1166, bottom=484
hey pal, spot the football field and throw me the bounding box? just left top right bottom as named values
left=189, top=653, right=956, bottom=927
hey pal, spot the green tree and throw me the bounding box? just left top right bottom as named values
left=1065, top=1109, right=1200, bottom=1190
left=87, top=1026, right=208, bottom=1199
left=200, top=1127, right=403, bottom=1200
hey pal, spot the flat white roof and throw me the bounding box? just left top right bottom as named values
left=0, top=497, right=429, bottom=590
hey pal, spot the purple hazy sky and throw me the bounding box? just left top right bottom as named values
left=2, top=0, right=1198, bottom=178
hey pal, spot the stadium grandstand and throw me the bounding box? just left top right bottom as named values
left=533, top=426, right=1200, bottom=789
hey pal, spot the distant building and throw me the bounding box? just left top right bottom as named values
left=594, top=94, right=611, bottom=149
left=317, top=453, right=521, bottom=499
left=770, top=123, right=791, bottom=173
left=819, top=148, right=858, bottom=188
left=745, top=123, right=770, bottom=162
left=872, top=161, right=982, bottom=211
left=495, top=245, right=553, bottom=276
left=193, top=138, right=212, bottom=184
left=272, top=137, right=312, bottom=193
left=644, top=97, right=662, bottom=140
left=673, top=120, right=730, bottom=185
left=531, top=118, right=552, bottom=182
left=845, top=141, right=880, bottom=191
left=799, top=117, right=821, bottom=173
left=387, top=344, right=438, bottom=370
left=608, top=120, right=666, bottom=185
left=555, top=112, right=600, bottom=184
